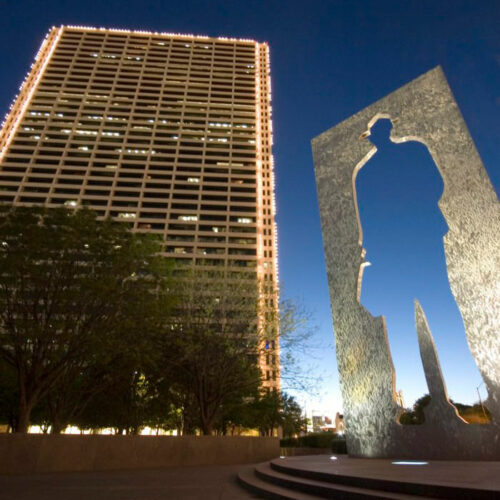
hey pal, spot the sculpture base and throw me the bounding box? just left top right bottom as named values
left=239, top=454, right=500, bottom=499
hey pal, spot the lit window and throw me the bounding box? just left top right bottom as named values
left=187, top=177, right=200, bottom=183
left=237, top=217, right=252, bottom=224
left=117, top=213, right=136, bottom=219
left=76, top=130, right=98, bottom=136
left=179, top=215, right=197, bottom=222
left=64, top=200, right=78, bottom=207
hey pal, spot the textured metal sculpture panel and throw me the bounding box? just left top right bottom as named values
left=312, top=67, right=500, bottom=459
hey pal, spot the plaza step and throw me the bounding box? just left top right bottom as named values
left=238, top=465, right=324, bottom=499
left=238, top=457, right=499, bottom=500
left=269, top=459, right=495, bottom=499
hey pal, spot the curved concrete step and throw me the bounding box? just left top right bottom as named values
left=270, top=459, right=498, bottom=500
left=238, top=465, right=322, bottom=499
left=255, top=462, right=431, bottom=499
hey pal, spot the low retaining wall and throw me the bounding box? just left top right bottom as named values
left=0, top=434, right=280, bottom=475
left=280, top=447, right=332, bottom=457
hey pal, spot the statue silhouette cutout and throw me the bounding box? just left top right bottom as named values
left=356, top=118, right=483, bottom=407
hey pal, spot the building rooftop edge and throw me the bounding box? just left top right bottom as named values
left=57, top=25, right=267, bottom=45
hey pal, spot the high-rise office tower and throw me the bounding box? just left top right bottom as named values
left=0, top=26, right=279, bottom=389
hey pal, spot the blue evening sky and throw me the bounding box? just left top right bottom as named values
left=1, top=0, right=498, bottom=415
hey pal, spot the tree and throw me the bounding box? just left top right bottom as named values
left=249, top=391, right=306, bottom=437
left=281, top=393, right=307, bottom=438
left=264, top=296, right=323, bottom=395
left=0, top=206, right=171, bottom=432
left=251, top=390, right=283, bottom=436
left=451, top=399, right=491, bottom=424
left=0, top=359, right=18, bottom=431
left=39, top=283, right=174, bottom=435
left=154, top=269, right=320, bottom=436
left=160, top=270, right=262, bottom=435
left=399, top=394, right=431, bottom=425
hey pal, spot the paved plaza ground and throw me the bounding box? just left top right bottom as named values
left=0, top=463, right=259, bottom=500
left=3, top=455, right=499, bottom=499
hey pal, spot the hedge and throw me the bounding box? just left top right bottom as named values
left=280, top=432, right=347, bottom=453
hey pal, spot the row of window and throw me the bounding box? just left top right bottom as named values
left=1, top=164, right=270, bottom=184
left=13, top=140, right=256, bottom=152
left=55, top=53, right=255, bottom=67
left=1, top=165, right=260, bottom=183
left=40, top=78, right=255, bottom=96
left=21, top=125, right=255, bottom=140
left=0, top=178, right=257, bottom=199
left=8, top=147, right=255, bottom=160
left=16, top=134, right=256, bottom=147
left=0, top=186, right=266, bottom=203
left=23, top=111, right=256, bottom=126
left=43, top=69, right=256, bottom=86
left=20, top=120, right=256, bottom=134
left=60, top=32, right=255, bottom=51
left=45, top=64, right=254, bottom=82
left=58, top=38, right=255, bottom=53
left=46, top=64, right=255, bottom=82
left=1, top=166, right=259, bottom=181
left=15, top=127, right=256, bottom=143
left=54, top=51, right=256, bottom=67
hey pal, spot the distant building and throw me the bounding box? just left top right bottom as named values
left=311, top=415, right=323, bottom=433
left=311, top=415, right=335, bottom=433
left=0, top=25, right=279, bottom=388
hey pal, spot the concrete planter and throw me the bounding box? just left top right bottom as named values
left=0, top=434, right=280, bottom=475
left=280, top=447, right=332, bottom=457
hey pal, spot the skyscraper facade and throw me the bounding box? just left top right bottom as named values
left=0, top=26, right=279, bottom=389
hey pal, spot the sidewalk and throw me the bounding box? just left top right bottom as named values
left=0, top=464, right=260, bottom=500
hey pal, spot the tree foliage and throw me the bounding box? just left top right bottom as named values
left=160, top=270, right=262, bottom=435
left=270, top=297, right=323, bottom=395
left=0, top=206, right=314, bottom=436
left=0, top=206, right=172, bottom=432
left=399, top=394, right=491, bottom=425
left=249, top=391, right=307, bottom=437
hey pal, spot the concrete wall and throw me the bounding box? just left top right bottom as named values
left=0, top=434, right=280, bottom=475
left=280, top=447, right=332, bottom=457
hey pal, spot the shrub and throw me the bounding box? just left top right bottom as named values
left=331, top=436, right=348, bottom=454
left=281, top=432, right=338, bottom=449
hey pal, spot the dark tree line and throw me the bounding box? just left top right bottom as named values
left=399, top=394, right=491, bottom=425
left=0, top=206, right=305, bottom=436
